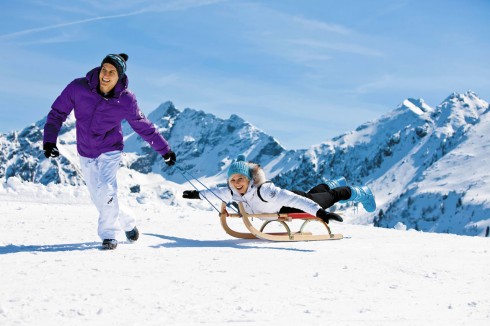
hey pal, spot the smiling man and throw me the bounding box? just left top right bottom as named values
left=43, top=53, right=177, bottom=250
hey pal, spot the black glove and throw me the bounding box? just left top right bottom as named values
left=43, top=142, right=59, bottom=158
left=316, top=209, right=343, bottom=223
left=163, top=150, right=176, bottom=166
left=183, top=190, right=200, bottom=199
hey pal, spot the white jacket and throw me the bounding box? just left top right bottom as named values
left=200, top=163, right=321, bottom=216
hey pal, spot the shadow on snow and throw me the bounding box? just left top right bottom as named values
left=0, top=242, right=101, bottom=254
left=145, top=233, right=315, bottom=252
left=0, top=235, right=317, bottom=254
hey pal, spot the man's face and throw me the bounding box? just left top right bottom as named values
left=99, top=63, right=118, bottom=93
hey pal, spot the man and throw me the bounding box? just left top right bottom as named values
left=43, top=53, right=176, bottom=250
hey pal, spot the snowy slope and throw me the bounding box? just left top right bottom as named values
left=1, top=177, right=489, bottom=326
left=373, top=92, right=490, bottom=235
left=376, top=108, right=490, bottom=234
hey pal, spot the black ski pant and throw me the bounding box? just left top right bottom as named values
left=279, top=184, right=351, bottom=214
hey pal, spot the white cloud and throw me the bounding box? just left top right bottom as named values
left=289, top=39, right=385, bottom=57
left=0, top=0, right=227, bottom=41
left=291, top=16, right=351, bottom=35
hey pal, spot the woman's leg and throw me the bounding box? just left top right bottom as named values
left=308, top=177, right=347, bottom=193
left=279, top=185, right=351, bottom=213
left=307, top=184, right=330, bottom=194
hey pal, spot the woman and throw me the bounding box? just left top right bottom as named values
left=182, top=156, right=376, bottom=223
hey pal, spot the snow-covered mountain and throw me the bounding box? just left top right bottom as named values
left=375, top=92, right=490, bottom=235
left=0, top=101, right=300, bottom=186
left=273, top=91, right=490, bottom=236
left=121, top=101, right=301, bottom=184
left=0, top=114, right=82, bottom=186
left=1, top=91, right=489, bottom=236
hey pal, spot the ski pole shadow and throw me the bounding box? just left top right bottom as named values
left=145, top=233, right=315, bottom=252
left=0, top=242, right=101, bottom=255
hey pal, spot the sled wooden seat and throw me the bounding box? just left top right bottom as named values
left=219, top=202, right=343, bottom=242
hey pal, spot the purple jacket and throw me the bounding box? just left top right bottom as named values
left=44, top=67, right=171, bottom=158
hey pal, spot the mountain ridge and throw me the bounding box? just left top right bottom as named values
left=1, top=91, right=489, bottom=236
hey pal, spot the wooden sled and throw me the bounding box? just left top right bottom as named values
left=219, top=202, right=343, bottom=242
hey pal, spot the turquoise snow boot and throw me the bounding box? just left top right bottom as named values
left=348, top=185, right=376, bottom=213
left=325, top=176, right=347, bottom=189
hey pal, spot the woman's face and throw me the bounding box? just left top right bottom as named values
left=229, top=173, right=250, bottom=195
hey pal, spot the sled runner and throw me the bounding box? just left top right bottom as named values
left=219, top=202, right=343, bottom=242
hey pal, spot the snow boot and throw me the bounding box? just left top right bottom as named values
left=348, top=186, right=376, bottom=212
left=125, top=226, right=139, bottom=242
left=325, top=176, right=347, bottom=189
left=102, top=239, right=118, bottom=250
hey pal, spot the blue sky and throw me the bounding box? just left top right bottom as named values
left=1, top=0, right=489, bottom=149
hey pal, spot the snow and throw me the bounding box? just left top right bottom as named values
left=1, top=175, right=489, bottom=325
left=1, top=91, right=490, bottom=324
left=401, top=99, right=426, bottom=115
left=420, top=108, right=490, bottom=203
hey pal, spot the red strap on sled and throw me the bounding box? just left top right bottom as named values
left=287, top=213, right=317, bottom=219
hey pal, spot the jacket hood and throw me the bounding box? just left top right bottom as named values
left=248, top=162, right=267, bottom=186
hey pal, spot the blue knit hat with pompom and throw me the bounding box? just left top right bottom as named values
left=227, top=155, right=251, bottom=180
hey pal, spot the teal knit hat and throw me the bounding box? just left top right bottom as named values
left=227, top=155, right=251, bottom=180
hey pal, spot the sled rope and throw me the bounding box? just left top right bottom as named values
left=175, top=166, right=238, bottom=214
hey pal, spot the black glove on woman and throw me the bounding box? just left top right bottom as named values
left=316, top=209, right=343, bottom=223
left=183, top=190, right=200, bottom=199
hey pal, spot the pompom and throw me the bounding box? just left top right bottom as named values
left=236, top=154, right=246, bottom=162
left=119, top=53, right=129, bottom=62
